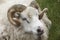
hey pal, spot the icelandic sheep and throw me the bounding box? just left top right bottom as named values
left=0, top=0, right=52, bottom=40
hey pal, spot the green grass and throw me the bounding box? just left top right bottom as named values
left=36, top=0, right=60, bottom=40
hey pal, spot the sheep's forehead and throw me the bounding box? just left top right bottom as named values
left=21, top=7, right=39, bottom=16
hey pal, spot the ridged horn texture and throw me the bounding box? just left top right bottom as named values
left=7, top=4, right=26, bottom=27
left=39, top=8, right=48, bottom=19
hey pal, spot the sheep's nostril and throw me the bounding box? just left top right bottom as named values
left=37, top=29, right=44, bottom=35
left=37, top=29, right=41, bottom=33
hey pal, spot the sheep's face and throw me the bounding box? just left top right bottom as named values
left=21, top=7, right=45, bottom=35
left=8, top=4, right=47, bottom=35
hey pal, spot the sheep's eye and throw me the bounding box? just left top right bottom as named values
left=22, top=18, right=30, bottom=23
left=22, top=18, right=27, bottom=20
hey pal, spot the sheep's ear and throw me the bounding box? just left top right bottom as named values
left=7, top=4, right=26, bottom=27
left=39, top=8, right=48, bottom=19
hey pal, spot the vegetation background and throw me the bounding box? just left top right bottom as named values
left=36, top=0, right=60, bottom=40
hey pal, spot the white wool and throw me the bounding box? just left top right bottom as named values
left=0, top=0, right=35, bottom=6
left=0, top=24, right=5, bottom=33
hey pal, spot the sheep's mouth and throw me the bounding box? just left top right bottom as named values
left=37, top=34, right=42, bottom=40
left=37, top=30, right=44, bottom=40
left=23, top=29, right=44, bottom=40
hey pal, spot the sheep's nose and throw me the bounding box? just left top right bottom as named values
left=37, top=29, right=41, bottom=33
left=37, top=29, right=44, bottom=35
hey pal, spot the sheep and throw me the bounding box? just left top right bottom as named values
left=0, top=0, right=52, bottom=40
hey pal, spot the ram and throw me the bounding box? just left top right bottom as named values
left=0, top=0, right=52, bottom=40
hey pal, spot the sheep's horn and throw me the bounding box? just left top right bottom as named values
left=7, top=4, right=26, bottom=27
left=39, top=8, right=48, bottom=19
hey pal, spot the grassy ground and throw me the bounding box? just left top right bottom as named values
left=36, top=0, right=60, bottom=40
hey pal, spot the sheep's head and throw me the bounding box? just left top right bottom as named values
left=7, top=4, right=48, bottom=35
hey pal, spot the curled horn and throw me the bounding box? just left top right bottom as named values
left=39, top=8, right=48, bottom=19
left=7, top=4, right=26, bottom=26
